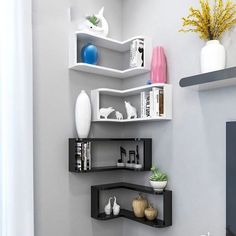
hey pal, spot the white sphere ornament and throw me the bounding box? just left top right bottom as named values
left=201, top=40, right=226, bottom=73
left=75, top=90, right=91, bottom=138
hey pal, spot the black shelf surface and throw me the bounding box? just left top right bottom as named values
left=72, top=166, right=147, bottom=173
left=69, top=138, right=152, bottom=173
left=92, top=182, right=167, bottom=195
left=96, top=209, right=166, bottom=228
left=91, top=182, right=172, bottom=228
left=71, top=138, right=151, bottom=142
left=179, top=66, right=236, bottom=90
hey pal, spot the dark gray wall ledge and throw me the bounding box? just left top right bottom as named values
left=179, top=66, right=236, bottom=90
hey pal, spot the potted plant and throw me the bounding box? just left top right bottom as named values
left=180, top=0, right=236, bottom=73
left=149, top=166, right=168, bottom=193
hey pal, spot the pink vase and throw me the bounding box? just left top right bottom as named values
left=150, top=46, right=167, bottom=84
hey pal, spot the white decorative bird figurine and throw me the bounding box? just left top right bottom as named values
left=104, top=197, right=112, bottom=215
left=112, top=196, right=120, bottom=216
left=78, top=7, right=109, bottom=37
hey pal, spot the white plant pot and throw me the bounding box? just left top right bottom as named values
left=75, top=90, right=91, bottom=138
left=201, top=40, right=226, bottom=73
left=149, top=180, right=167, bottom=193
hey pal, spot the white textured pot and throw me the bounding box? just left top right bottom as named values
left=75, top=90, right=91, bottom=138
left=149, top=180, right=167, bottom=193
left=201, top=40, right=226, bottom=73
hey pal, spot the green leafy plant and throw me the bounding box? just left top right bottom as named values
left=149, top=166, right=168, bottom=182
left=86, top=15, right=100, bottom=26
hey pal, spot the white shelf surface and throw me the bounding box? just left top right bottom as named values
left=70, top=63, right=150, bottom=79
left=75, top=32, right=145, bottom=52
left=93, top=117, right=171, bottom=123
left=91, top=83, right=172, bottom=123
left=95, top=83, right=170, bottom=96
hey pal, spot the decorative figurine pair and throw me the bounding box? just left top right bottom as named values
left=117, top=145, right=143, bottom=169
left=99, top=101, right=137, bottom=120
left=104, top=196, right=120, bottom=216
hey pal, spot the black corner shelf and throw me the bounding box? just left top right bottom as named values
left=69, top=138, right=152, bottom=173
left=179, top=66, right=236, bottom=90
left=91, top=182, right=172, bottom=228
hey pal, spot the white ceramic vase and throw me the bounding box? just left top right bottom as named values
left=201, top=40, right=226, bottom=73
left=149, top=180, right=167, bottom=193
left=75, top=90, right=91, bottom=138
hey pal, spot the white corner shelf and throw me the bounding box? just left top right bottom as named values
left=92, top=117, right=171, bottom=123
left=69, top=32, right=152, bottom=79
left=91, top=84, right=172, bottom=123
left=72, top=32, right=147, bottom=52
left=70, top=63, right=150, bottom=79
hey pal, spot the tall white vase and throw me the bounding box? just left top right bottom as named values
left=201, top=40, right=226, bottom=73
left=75, top=90, right=91, bottom=138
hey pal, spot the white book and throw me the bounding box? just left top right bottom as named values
left=87, top=142, right=91, bottom=170
left=140, top=92, right=143, bottom=118
left=83, top=143, right=87, bottom=171
left=140, top=92, right=146, bottom=118
left=153, top=87, right=160, bottom=117
left=149, top=91, right=154, bottom=117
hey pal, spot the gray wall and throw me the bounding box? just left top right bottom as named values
left=33, top=0, right=124, bottom=236
left=33, top=0, right=236, bottom=235
left=122, top=0, right=236, bottom=236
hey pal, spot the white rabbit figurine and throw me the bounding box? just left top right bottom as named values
left=125, top=101, right=137, bottom=119
left=104, top=197, right=113, bottom=215
left=112, top=196, right=120, bottom=216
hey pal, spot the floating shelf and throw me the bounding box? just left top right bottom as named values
left=91, top=84, right=172, bottom=122
left=91, top=182, right=172, bottom=228
left=72, top=166, right=146, bottom=173
left=69, top=138, right=152, bottom=173
left=72, top=32, right=148, bottom=52
left=93, top=117, right=171, bottom=123
left=70, top=63, right=149, bottom=79
left=179, top=66, right=236, bottom=90
left=69, top=32, right=152, bottom=79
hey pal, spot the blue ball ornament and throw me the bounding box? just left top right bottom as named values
left=81, top=44, right=98, bottom=65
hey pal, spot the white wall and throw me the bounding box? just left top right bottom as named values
left=33, top=0, right=236, bottom=235
left=33, top=0, right=124, bottom=236
left=122, top=0, right=236, bottom=235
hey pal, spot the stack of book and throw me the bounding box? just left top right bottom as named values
left=75, top=142, right=91, bottom=171
left=140, top=87, right=164, bottom=118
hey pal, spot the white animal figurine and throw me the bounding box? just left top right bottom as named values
left=104, top=197, right=112, bottom=215
left=78, top=7, right=109, bottom=37
left=125, top=101, right=137, bottom=119
left=99, top=107, right=115, bottom=119
left=112, top=196, right=120, bottom=216
left=115, top=111, right=123, bottom=120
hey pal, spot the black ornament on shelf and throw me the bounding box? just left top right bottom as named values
left=136, top=145, right=140, bottom=164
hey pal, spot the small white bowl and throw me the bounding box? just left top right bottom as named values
left=149, top=180, right=167, bottom=193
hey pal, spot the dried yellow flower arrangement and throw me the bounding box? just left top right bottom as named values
left=180, top=0, right=236, bottom=40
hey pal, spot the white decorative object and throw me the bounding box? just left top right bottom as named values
left=130, top=39, right=144, bottom=68
left=149, top=180, right=168, bottom=193
left=201, top=40, right=225, bottom=73
left=115, top=111, right=123, bottom=120
left=125, top=101, right=137, bottom=119
left=134, top=164, right=143, bottom=170
left=75, top=90, right=91, bottom=138
left=104, top=197, right=112, bottom=215
left=112, top=196, right=120, bottom=216
left=78, top=7, right=109, bottom=37
left=117, top=162, right=125, bottom=167
left=99, top=107, right=115, bottom=119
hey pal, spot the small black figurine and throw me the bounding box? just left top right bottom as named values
left=136, top=145, right=139, bottom=164
left=117, top=146, right=126, bottom=167
left=134, top=145, right=143, bottom=169
left=127, top=150, right=135, bottom=168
